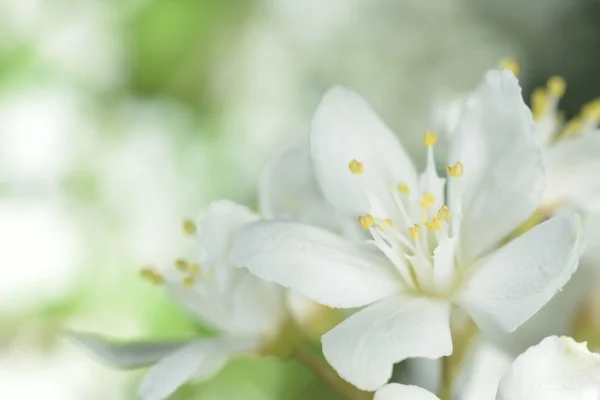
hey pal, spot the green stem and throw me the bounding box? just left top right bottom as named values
left=294, top=344, right=372, bottom=400
left=439, top=317, right=478, bottom=400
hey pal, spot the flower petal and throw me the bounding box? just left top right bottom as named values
left=496, top=336, right=600, bottom=400
left=448, top=69, right=543, bottom=262
left=310, top=86, right=418, bottom=217
left=321, top=295, right=452, bottom=391
left=374, top=384, right=440, bottom=400
left=196, top=200, right=259, bottom=269
left=231, top=220, right=398, bottom=308
left=543, top=131, right=600, bottom=212
left=259, top=145, right=342, bottom=232
left=138, top=336, right=259, bottom=400
left=457, top=211, right=585, bottom=333
left=228, top=271, right=287, bottom=336
left=68, top=331, right=188, bottom=369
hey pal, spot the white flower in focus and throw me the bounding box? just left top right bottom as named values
left=375, top=336, right=600, bottom=400
left=231, top=69, right=585, bottom=391
left=70, top=201, right=287, bottom=400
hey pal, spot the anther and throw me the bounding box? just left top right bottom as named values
left=408, top=224, right=420, bottom=240
left=419, top=192, right=435, bottom=208
left=348, top=159, right=364, bottom=174
left=446, top=161, right=464, bottom=178
left=189, top=262, right=202, bottom=275
left=582, top=99, right=600, bottom=120
left=358, top=215, right=374, bottom=229
left=384, top=218, right=393, bottom=227
left=423, top=131, right=438, bottom=147
left=139, top=267, right=164, bottom=285
left=174, top=258, right=189, bottom=272
left=437, top=205, right=451, bottom=222
left=499, top=57, right=520, bottom=76
left=398, top=182, right=411, bottom=195
left=182, top=219, right=197, bottom=236
left=182, top=275, right=195, bottom=288
left=425, top=217, right=442, bottom=231
left=547, top=76, right=566, bottom=98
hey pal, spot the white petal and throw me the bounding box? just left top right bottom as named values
left=449, top=69, right=543, bottom=262
left=455, top=340, right=513, bottom=400
left=259, top=145, right=342, bottom=231
left=310, top=86, right=418, bottom=216
left=196, top=200, right=259, bottom=269
left=166, top=283, right=234, bottom=333
left=321, top=295, right=452, bottom=391
left=433, top=236, right=457, bottom=294
left=138, top=336, right=259, bottom=400
left=68, top=331, right=188, bottom=369
left=375, top=384, right=441, bottom=400
left=228, top=271, right=287, bottom=336
left=457, top=211, right=585, bottom=333
left=231, top=220, right=398, bottom=308
left=543, top=131, right=600, bottom=211
left=497, top=336, right=600, bottom=400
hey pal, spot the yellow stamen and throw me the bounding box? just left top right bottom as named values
left=189, top=262, right=202, bottom=275
left=582, top=99, right=600, bottom=120
left=547, top=76, right=566, bottom=98
left=139, top=267, right=164, bottom=285
left=182, top=218, right=197, bottom=235
left=419, top=192, right=435, bottom=208
left=408, top=224, right=420, bottom=240
left=446, top=161, right=464, bottom=178
left=423, top=131, right=438, bottom=147
left=499, top=57, right=520, bottom=76
left=531, top=88, right=549, bottom=121
left=182, top=275, right=195, bottom=288
left=358, top=215, right=374, bottom=229
left=560, top=117, right=584, bottom=139
left=437, top=205, right=451, bottom=222
left=425, top=217, right=442, bottom=231
left=348, top=159, right=364, bottom=174
left=398, top=182, right=411, bottom=195
left=174, top=258, right=189, bottom=272
left=384, top=218, right=393, bottom=227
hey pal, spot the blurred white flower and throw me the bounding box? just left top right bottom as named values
left=0, top=85, right=91, bottom=188
left=71, top=201, right=287, bottom=400
left=0, top=198, right=83, bottom=311
left=231, top=69, right=585, bottom=391
left=532, top=80, right=600, bottom=212
left=375, top=336, right=600, bottom=400
left=0, top=343, right=124, bottom=400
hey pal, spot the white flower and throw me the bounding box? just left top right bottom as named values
left=231, top=69, right=586, bottom=391
left=70, top=200, right=287, bottom=400
left=532, top=79, right=600, bottom=212
left=497, top=336, right=600, bottom=400
left=435, top=70, right=600, bottom=355
left=375, top=336, right=600, bottom=400
left=438, top=73, right=600, bottom=213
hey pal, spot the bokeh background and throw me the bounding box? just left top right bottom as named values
left=1, top=0, right=599, bottom=399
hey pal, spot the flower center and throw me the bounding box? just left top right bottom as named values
left=348, top=132, right=464, bottom=295
left=138, top=219, right=211, bottom=288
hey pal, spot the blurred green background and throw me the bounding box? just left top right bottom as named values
left=0, top=0, right=598, bottom=398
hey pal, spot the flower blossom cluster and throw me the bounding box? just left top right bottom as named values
left=72, top=67, right=600, bottom=400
